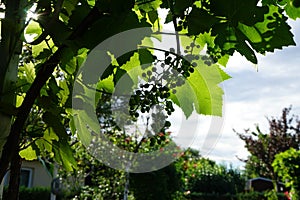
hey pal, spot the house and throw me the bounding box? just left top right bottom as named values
left=245, top=177, right=288, bottom=192
left=3, top=160, right=52, bottom=188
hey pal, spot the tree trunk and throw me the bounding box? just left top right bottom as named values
left=0, top=1, right=26, bottom=197
left=7, top=153, right=22, bottom=200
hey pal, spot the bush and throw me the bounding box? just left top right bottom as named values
left=189, top=192, right=286, bottom=200
left=3, top=186, right=50, bottom=200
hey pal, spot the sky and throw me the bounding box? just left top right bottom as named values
left=188, top=19, right=300, bottom=168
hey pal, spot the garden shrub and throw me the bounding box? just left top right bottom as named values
left=3, top=186, right=50, bottom=200
left=189, top=192, right=286, bottom=200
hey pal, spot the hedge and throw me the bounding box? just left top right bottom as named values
left=190, top=192, right=286, bottom=200
left=2, top=186, right=50, bottom=200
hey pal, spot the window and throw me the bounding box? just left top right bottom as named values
left=4, top=168, right=33, bottom=188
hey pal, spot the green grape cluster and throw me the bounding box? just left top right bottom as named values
left=129, top=83, right=175, bottom=118
left=127, top=45, right=203, bottom=130
left=206, top=46, right=224, bottom=65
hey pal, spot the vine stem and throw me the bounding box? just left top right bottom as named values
left=167, top=0, right=181, bottom=56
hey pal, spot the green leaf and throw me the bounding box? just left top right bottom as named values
left=250, top=5, right=296, bottom=53
left=238, top=23, right=262, bottom=43
left=136, top=0, right=162, bottom=12
left=32, top=39, right=55, bottom=58
left=113, top=68, right=134, bottom=94
left=101, top=64, right=116, bottom=80
left=22, top=62, right=36, bottom=84
left=47, top=20, right=72, bottom=45
left=19, top=146, right=38, bottom=161
left=42, top=112, right=68, bottom=141
left=148, top=10, right=159, bottom=24
left=25, top=21, right=42, bottom=40
left=35, top=49, right=52, bottom=60
left=97, top=77, right=115, bottom=93
left=121, top=52, right=143, bottom=84
left=286, top=0, right=300, bottom=19
left=60, top=47, right=77, bottom=74
left=68, top=3, right=91, bottom=28
left=53, top=140, right=77, bottom=171
left=35, top=137, right=52, bottom=154
left=187, top=7, right=219, bottom=35
left=164, top=11, right=173, bottom=24
left=62, top=0, right=79, bottom=16
left=235, top=41, right=258, bottom=64
left=72, top=109, right=100, bottom=146
left=138, top=48, right=155, bottom=68
left=174, top=0, right=194, bottom=15
left=170, top=61, right=230, bottom=118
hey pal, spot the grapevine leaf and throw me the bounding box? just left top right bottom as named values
left=19, top=146, right=38, bottom=161
left=186, top=7, right=219, bottom=35
left=170, top=62, right=230, bottom=118
left=148, top=10, right=159, bottom=24
left=138, top=48, right=155, bottom=68
left=174, top=0, right=194, bottom=15
left=284, top=1, right=300, bottom=19
left=72, top=109, right=100, bottom=146
left=42, top=112, right=68, bottom=141
left=53, top=140, right=77, bottom=171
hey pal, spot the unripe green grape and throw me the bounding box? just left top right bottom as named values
left=143, top=83, right=149, bottom=88
left=177, top=67, right=182, bottom=73
left=157, top=139, right=162, bottom=145
left=189, top=68, right=194, bottom=73
left=293, top=0, right=300, bottom=7
left=171, top=83, right=177, bottom=88
left=150, top=138, right=156, bottom=146
left=204, top=61, right=211, bottom=66
left=183, top=72, right=190, bottom=77
left=136, top=90, right=141, bottom=95
left=163, top=92, right=170, bottom=98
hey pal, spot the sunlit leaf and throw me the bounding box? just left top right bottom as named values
left=19, top=146, right=37, bottom=161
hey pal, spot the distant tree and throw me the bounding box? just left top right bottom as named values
left=237, top=107, right=300, bottom=181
